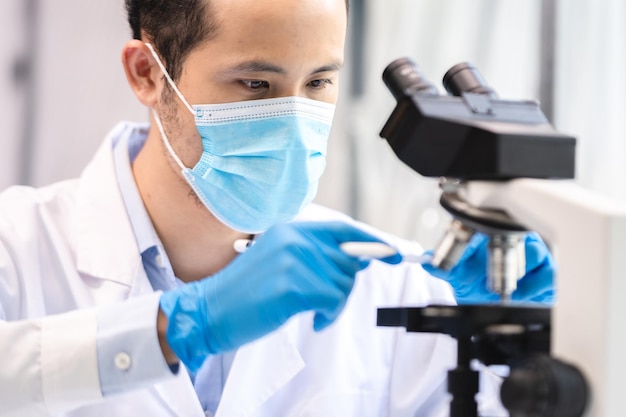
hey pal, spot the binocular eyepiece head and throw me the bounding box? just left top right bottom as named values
left=379, top=56, right=576, bottom=180
left=382, top=57, right=497, bottom=100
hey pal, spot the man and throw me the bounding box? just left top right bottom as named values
left=0, top=0, right=553, bottom=416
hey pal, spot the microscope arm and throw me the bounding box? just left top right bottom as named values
left=459, top=178, right=626, bottom=417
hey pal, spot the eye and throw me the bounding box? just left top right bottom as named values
left=241, top=80, right=270, bottom=90
left=308, top=79, right=333, bottom=89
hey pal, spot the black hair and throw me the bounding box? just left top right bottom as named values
left=125, top=0, right=349, bottom=82
left=125, top=0, right=216, bottom=81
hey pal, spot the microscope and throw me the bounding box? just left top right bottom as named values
left=376, top=58, right=626, bottom=417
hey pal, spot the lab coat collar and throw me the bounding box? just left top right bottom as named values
left=217, top=318, right=305, bottom=417
left=76, top=122, right=207, bottom=415
left=75, top=122, right=146, bottom=290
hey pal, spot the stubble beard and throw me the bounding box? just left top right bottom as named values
left=158, top=85, right=207, bottom=210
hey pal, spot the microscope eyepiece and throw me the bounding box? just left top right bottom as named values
left=382, top=57, right=439, bottom=101
left=442, top=62, right=497, bottom=98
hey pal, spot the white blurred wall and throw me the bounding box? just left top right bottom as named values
left=554, top=0, right=626, bottom=202
left=0, top=0, right=27, bottom=189
left=0, top=0, right=147, bottom=190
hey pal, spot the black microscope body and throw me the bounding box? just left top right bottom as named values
left=377, top=58, right=588, bottom=417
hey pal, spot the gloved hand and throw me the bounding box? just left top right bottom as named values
left=159, top=221, right=401, bottom=371
left=421, top=232, right=555, bottom=305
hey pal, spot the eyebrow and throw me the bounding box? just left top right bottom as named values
left=225, top=60, right=344, bottom=76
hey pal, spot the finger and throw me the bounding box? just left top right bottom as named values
left=420, top=260, right=452, bottom=280
left=296, top=280, right=349, bottom=330
left=313, top=313, right=332, bottom=331
left=420, top=242, right=487, bottom=283
left=377, top=253, right=403, bottom=265
left=531, top=289, right=555, bottom=304
left=292, top=221, right=370, bottom=242
left=309, top=242, right=372, bottom=277
left=456, top=233, right=489, bottom=264
left=458, top=290, right=501, bottom=305
left=512, top=267, right=554, bottom=301
left=322, top=265, right=358, bottom=295
left=308, top=221, right=404, bottom=265
left=313, top=312, right=336, bottom=331
left=524, top=232, right=553, bottom=272
left=312, top=289, right=349, bottom=331
left=297, top=221, right=397, bottom=252
left=421, top=233, right=488, bottom=268
left=287, top=243, right=359, bottom=299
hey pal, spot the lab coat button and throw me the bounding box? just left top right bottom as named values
left=114, top=352, right=132, bottom=371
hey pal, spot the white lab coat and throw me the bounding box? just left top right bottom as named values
left=0, top=123, right=505, bottom=417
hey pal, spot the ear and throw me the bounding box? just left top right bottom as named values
left=121, top=40, right=162, bottom=108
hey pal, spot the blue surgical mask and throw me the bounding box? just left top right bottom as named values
left=146, top=43, right=335, bottom=233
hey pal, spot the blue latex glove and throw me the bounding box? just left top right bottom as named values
left=421, top=232, right=555, bottom=304
left=159, top=221, right=402, bottom=371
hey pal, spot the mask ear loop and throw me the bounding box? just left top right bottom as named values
left=151, top=109, right=187, bottom=172
left=145, top=43, right=195, bottom=116
left=144, top=43, right=194, bottom=171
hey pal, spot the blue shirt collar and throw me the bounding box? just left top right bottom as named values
left=112, top=122, right=181, bottom=291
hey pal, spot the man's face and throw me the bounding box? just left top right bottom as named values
left=152, top=0, right=347, bottom=168
left=170, top=0, right=347, bottom=107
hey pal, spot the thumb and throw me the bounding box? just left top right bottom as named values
left=419, top=253, right=453, bottom=281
